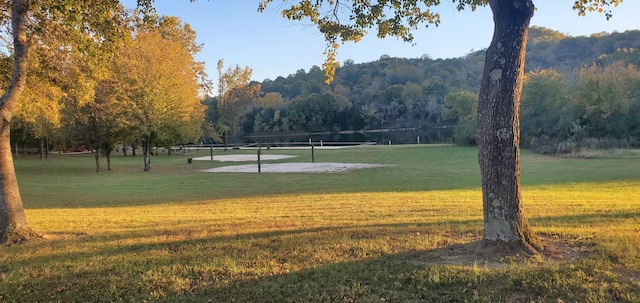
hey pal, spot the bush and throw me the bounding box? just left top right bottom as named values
left=579, top=137, right=631, bottom=150
left=530, top=136, right=639, bottom=157
left=529, top=136, right=559, bottom=155
left=555, top=141, right=578, bottom=155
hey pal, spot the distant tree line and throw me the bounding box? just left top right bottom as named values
left=205, top=52, right=487, bottom=144
left=445, top=62, right=640, bottom=153
left=8, top=25, right=640, bottom=162
left=5, top=10, right=207, bottom=171
left=205, top=27, right=640, bottom=152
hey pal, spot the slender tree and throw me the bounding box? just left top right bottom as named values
left=211, top=62, right=260, bottom=148
left=0, top=0, right=36, bottom=244
left=0, top=0, right=149, bottom=244
left=258, top=0, right=623, bottom=254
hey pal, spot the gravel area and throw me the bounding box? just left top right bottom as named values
left=195, top=154, right=391, bottom=173
left=200, top=162, right=392, bottom=173
left=193, top=155, right=296, bottom=162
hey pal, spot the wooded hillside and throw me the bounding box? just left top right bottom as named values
left=211, top=27, right=640, bottom=151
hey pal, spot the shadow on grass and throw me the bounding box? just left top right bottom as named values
left=0, top=222, right=472, bottom=301
left=10, top=220, right=481, bottom=267
left=530, top=210, right=640, bottom=225
left=187, top=240, right=638, bottom=303
left=4, top=211, right=639, bottom=302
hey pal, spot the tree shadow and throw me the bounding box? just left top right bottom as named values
left=4, top=211, right=637, bottom=302
left=150, top=237, right=606, bottom=302
left=530, top=210, right=640, bottom=225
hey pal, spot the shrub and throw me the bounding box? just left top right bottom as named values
left=556, top=141, right=578, bottom=155
left=579, top=137, right=631, bottom=150
left=529, top=136, right=558, bottom=155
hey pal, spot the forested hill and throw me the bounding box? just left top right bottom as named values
left=222, top=27, right=639, bottom=148
left=260, top=27, right=640, bottom=100
left=526, top=27, right=640, bottom=72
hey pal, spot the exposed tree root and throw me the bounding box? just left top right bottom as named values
left=1, top=227, right=43, bottom=245
left=410, top=235, right=588, bottom=270
left=478, top=238, right=541, bottom=258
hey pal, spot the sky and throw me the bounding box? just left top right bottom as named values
left=122, top=1, right=640, bottom=84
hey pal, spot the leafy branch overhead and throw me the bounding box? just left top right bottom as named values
left=258, top=0, right=622, bottom=83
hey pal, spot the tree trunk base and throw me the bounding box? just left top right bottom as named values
left=2, top=227, right=42, bottom=245
left=479, top=238, right=541, bottom=257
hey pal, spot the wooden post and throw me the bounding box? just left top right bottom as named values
left=311, top=143, right=315, bottom=163
left=210, top=143, right=213, bottom=160
left=257, top=143, right=262, bottom=173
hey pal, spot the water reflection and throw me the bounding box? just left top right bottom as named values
left=240, top=127, right=454, bottom=145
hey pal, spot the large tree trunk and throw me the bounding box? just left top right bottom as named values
left=0, top=0, right=40, bottom=243
left=477, top=0, right=541, bottom=255
left=0, top=122, right=37, bottom=243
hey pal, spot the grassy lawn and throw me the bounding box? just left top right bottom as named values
left=1, top=145, right=639, bottom=302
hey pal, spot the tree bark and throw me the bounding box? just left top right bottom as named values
left=39, top=138, right=44, bottom=159
left=106, top=149, right=112, bottom=170
left=94, top=145, right=100, bottom=173
left=477, top=0, right=541, bottom=254
left=0, top=0, right=40, bottom=243
left=143, top=139, right=151, bottom=171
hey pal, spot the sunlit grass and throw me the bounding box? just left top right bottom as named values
left=1, top=145, right=639, bottom=302
left=1, top=183, right=637, bottom=302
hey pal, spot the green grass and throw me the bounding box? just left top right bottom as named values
left=16, top=145, right=640, bottom=208
left=1, top=145, right=639, bottom=302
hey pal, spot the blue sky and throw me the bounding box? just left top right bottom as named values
left=122, top=1, right=639, bottom=83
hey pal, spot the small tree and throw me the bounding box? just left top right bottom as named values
left=574, top=62, right=640, bottom=139
left=110, top=25, right=204, bottom=171
left=442, top=91, right=478, bottom=145
left=210, top=61, right=261, bottom=147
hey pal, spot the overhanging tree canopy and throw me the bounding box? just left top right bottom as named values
left=258, top=0, right=623, bottom=254
left=0, top=0, right=141, bottom=244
